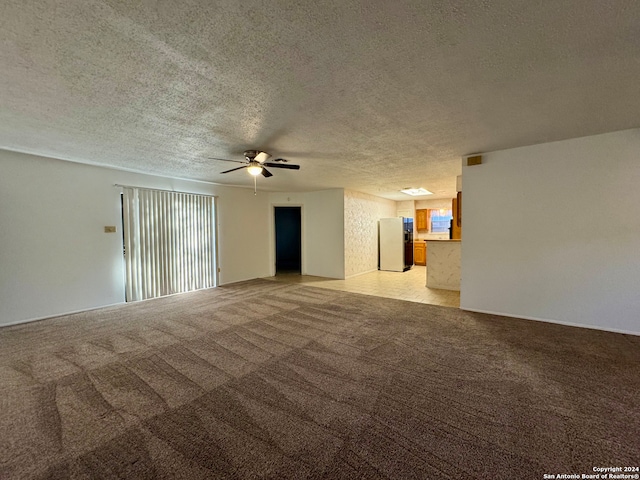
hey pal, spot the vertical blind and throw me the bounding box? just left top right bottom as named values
left=122, top=187, right=216, bottom=302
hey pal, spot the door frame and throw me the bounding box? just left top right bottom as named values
left=270, top=204, right=305, bottom=277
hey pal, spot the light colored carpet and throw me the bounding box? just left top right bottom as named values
left=0, top=279, right=638, bottom=479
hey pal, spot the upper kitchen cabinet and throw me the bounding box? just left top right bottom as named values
left=416, top=209, right=429, bottom=231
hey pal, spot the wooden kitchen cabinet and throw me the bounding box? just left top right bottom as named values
left=416, top=209, right=429, bottom=231
left=451, top=193, right=462, bottom=240
left=414, top=242, right=426, bottom=266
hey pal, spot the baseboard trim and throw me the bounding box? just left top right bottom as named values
left=459, top=306, right=640, bottom=337
left=426, top=283, right=460, bottom=292
left=345, top=269, right=378, bottom=279
left=0, top=302, right=126, bottom=329
left=0, top=286, right=221, bottom=329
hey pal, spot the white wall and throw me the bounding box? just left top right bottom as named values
left=396, top=200, right=415, bottom=219
left=0, top=150, right=270, bottom=326
left=306, top=190, right=345, bottom=278
left=415, top=199, right=453, bottom=210
left=215, top=186, right=271, bottom=285
left=461, top=129, right=640, bottom=335
left=344, top=190, right=396, bottom=277
left=269, top=189, right=345, bottom=278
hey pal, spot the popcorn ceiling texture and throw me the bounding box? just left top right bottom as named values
left=1, top=0, right=640, bottom=200
left=344, top=190, right=396, bottom=278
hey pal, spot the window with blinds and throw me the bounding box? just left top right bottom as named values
left=121, top=187, right=217, bottom=302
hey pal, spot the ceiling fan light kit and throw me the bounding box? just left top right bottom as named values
left=246, top=163, right=263, bottom=176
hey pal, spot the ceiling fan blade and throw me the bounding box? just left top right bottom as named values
left=255, top=151, right=271, bottom=163
left=263, top=162, right=300, bottom=170
left=220, top=165, right=248, bottom=174
left=261, top=167, right=273, bottom=178
left=209, top=157, right=246, bottom=164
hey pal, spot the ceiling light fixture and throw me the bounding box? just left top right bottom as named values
left=400, top=187, right=433, bottom=196
left=247, top=163, right=263, bottom=176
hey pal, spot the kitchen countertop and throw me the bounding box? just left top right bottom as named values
left=424, top=239, right=461, bottom=242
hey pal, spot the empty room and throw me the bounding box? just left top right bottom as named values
left=1, top=1, right=639, bottom=479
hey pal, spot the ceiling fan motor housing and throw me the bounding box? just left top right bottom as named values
left=244, top=150, right=258, bottom=160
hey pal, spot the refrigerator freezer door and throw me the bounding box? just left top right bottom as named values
left=379, top=217, right=404, bottom=272
left=404, top=218, right=414, bottom=270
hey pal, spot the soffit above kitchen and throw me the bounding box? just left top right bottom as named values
left=1, top=0, right=639, bottom=200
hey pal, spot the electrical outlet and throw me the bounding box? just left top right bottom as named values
left=104, top=226, right=117, bottom=233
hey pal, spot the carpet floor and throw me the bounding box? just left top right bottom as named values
left=0, top=279, right=638, bottom=479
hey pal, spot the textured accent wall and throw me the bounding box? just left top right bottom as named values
left=344, top=190, right=396, bottom=278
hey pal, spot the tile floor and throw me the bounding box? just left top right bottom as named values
left=266, top=266, right=460, bottom=308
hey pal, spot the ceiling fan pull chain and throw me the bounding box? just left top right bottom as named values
left=254, top=176, right=257, bottom=195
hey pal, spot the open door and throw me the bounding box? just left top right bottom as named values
left=274, top=206, right=301, bottom=274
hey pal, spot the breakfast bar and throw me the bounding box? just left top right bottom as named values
left=425, top=240, right=461, bottom=291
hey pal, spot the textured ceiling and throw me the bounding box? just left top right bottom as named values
left=1, top=0, right=639, bottom=200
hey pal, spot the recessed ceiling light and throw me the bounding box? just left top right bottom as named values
left=400, top=188, right=433, bottom=196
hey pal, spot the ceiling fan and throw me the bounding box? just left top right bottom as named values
left=209, top=150, right=300, bottom=194
left=210, top=150, right=300, bottom=178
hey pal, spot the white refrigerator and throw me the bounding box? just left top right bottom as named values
left=379, top=217, right=413, bottom=272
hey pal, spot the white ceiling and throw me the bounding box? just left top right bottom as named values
left=1, top=0, right=639, bottom=200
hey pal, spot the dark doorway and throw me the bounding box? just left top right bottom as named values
left=274, top=206, right=301, bottom=274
